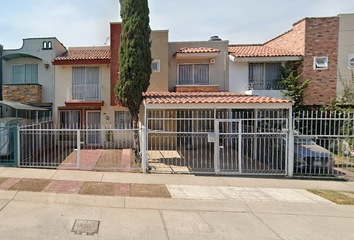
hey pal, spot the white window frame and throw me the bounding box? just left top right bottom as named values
left=177, top=63, right=210, bottom=85
left=72, top=66, right=101, bottom=101
left=11, top=63, right=38, bottom=84
left=114, top=111, right=132, bottom=129
left=151, top=60, right=160, bottom=73
left=313, top=56, right=328, bottom=70
left=348, top=54, right=354, bottom=69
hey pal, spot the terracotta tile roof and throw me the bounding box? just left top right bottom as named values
left=143, top=92, right=292, bottom=104
left=53, top=49, right=111, bottom=61
left=175, top=47, right=220, bottom=55
left=228, top=45, right=302, bottom=58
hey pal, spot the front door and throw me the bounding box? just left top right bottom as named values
left=86, top=111, right=101, bottom=145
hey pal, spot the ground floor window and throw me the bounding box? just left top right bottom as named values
left=59, top=110, right=81, bottom=129
left=114, top=111, right=132, bottom=129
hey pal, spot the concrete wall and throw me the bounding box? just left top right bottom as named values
left=337, top=13, right=354, bottom=100
left=148, top=30, right=169, bottom=92
left=229, top=61, right=248, bottom=93
left=168, top=40, right=229, bottom=91
left=2, top=38, right=66, bottom=104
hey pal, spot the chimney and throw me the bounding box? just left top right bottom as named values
left=209, top=36, right=222, bottom=41
left=110, top=23, right=122, bottom=106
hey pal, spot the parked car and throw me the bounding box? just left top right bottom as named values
left=294, top=137, right=334, bottom=171
left=0, top=118, right=31, bottom=156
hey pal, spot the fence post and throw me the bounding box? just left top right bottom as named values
left=288, top=107, right=294, bottom=177
left=214, top=119, right=220, bottom=174
left=238, top=120, right=242, bottom=174
left=14, top=126, right=19, bottom=167
left=142, top=126, right=147, bottom=173
left=77, top=129, right=81, bottom=169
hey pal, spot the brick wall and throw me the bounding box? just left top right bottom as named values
left=2, top=84, right=42, bottom=103
left=264, top=20, right=306, bottom=55
left=301, top=17, right=339, bottom=105
left=110, top=23, right=122, bottom=106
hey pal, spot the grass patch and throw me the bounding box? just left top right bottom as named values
left=0, top=177, right=9, bottom=185
left=79, top=182, right=116, bottom=196
left=10, top=179, right=51, bottom=192
left=130, top=184, right=171, bottom=198
left=308, top=189, right=354, bottom=205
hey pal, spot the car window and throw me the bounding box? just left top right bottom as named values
left=294, top=138, right=317, bottom=145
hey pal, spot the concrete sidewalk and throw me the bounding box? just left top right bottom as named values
left=1, top=166, right=354, bottom=191
left=1, top=167, right=354, bottom=239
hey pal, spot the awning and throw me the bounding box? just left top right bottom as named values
left=0, top=101, right=48, bottom=111
left=0, top=53, right=42, bottom=61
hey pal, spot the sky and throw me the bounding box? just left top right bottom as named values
left=1, top=0, right=354, bottom=49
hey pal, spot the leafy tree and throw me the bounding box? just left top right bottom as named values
left=114, top=0, right=152, bottom=157
left=279, top=61, right=312, bottom=111
left=338, top=71, right=354, bottom=105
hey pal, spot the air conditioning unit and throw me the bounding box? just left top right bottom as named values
left=348, top=54, right=354, bottom=69
left=210, top=58, right=215, bottom=64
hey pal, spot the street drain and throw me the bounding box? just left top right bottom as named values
left=72, top=220, right=100, bottom=235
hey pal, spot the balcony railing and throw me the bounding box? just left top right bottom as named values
left=247, top=82, right=285, bottom=91
left=67, top=84, right=101, bottom=101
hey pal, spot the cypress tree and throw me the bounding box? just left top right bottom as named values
left=114, top=0, right=152, bottom=156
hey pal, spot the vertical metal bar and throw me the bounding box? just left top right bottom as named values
left=288, top=107, right=293, bottom=177
left=142, top=126, right=147, bottom=173
left=214, top=119, right=220, bottom=174
left=77, top=129, right=81, bottom=169
left=238, top=120, right=242, bottom=174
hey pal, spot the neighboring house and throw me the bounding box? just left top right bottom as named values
left=229, top=13, right=354, bottom=106
left=229, top=45, right=302, bottom=99
left=52, top=23, right=168, bottom=145
left=0, top=38, right=67, bottom=118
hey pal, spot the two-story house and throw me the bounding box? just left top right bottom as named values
left=0, top=38, right=67, bottom=118
left=229, top=13, right=354, bottom=106
left=52, top=22, right=169, bottom=145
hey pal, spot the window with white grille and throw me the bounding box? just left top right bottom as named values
left=72, top=66, right=100, bottom=101
left=59, top=110, right=81, bottom=129
left=178, top=63, right=209, bottom=85
left=114, top=111, right=132, bottom=129
left=248, top=63, right=281, bottom=90
left=313, top=56, right=328, bottom=70
left=12, top=64, right=38, bottom=84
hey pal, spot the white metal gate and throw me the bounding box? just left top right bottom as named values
left=146, top=109, right=289, bottom=176
left=217, top=119, right=288, bottom=175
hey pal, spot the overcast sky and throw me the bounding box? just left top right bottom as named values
left=1, top=0, right=354, bottom=49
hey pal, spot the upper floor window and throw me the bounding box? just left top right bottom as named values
left=313, top=56, right=328, bottom=70
left=114, top=111, right=132, bottom=129
left=72, top=66, right=100, bottom=101
left=151, top=60, right=160, bottom=72
left=178, top=63, right=209, bottom=85
left=42, top=41, right=52, bottom=50
left=248, top=63, right=281, bottom=90
left=12, top=64, right=38, bottom=84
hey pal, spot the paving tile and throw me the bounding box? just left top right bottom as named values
left=115, top=183, right=130, bottom=197
left=42, top=180, right=84, bottom=194
left=0, top=168, right=56, bottom=179
left=179, top=185, right=227, bottom=200
left=167, top=185, right=188, bottom=198
left=259, top=188, right=316, bottom=203
left=51, top=170, right=104, bottom=182
left=0, top=178, right=22, bottom=190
